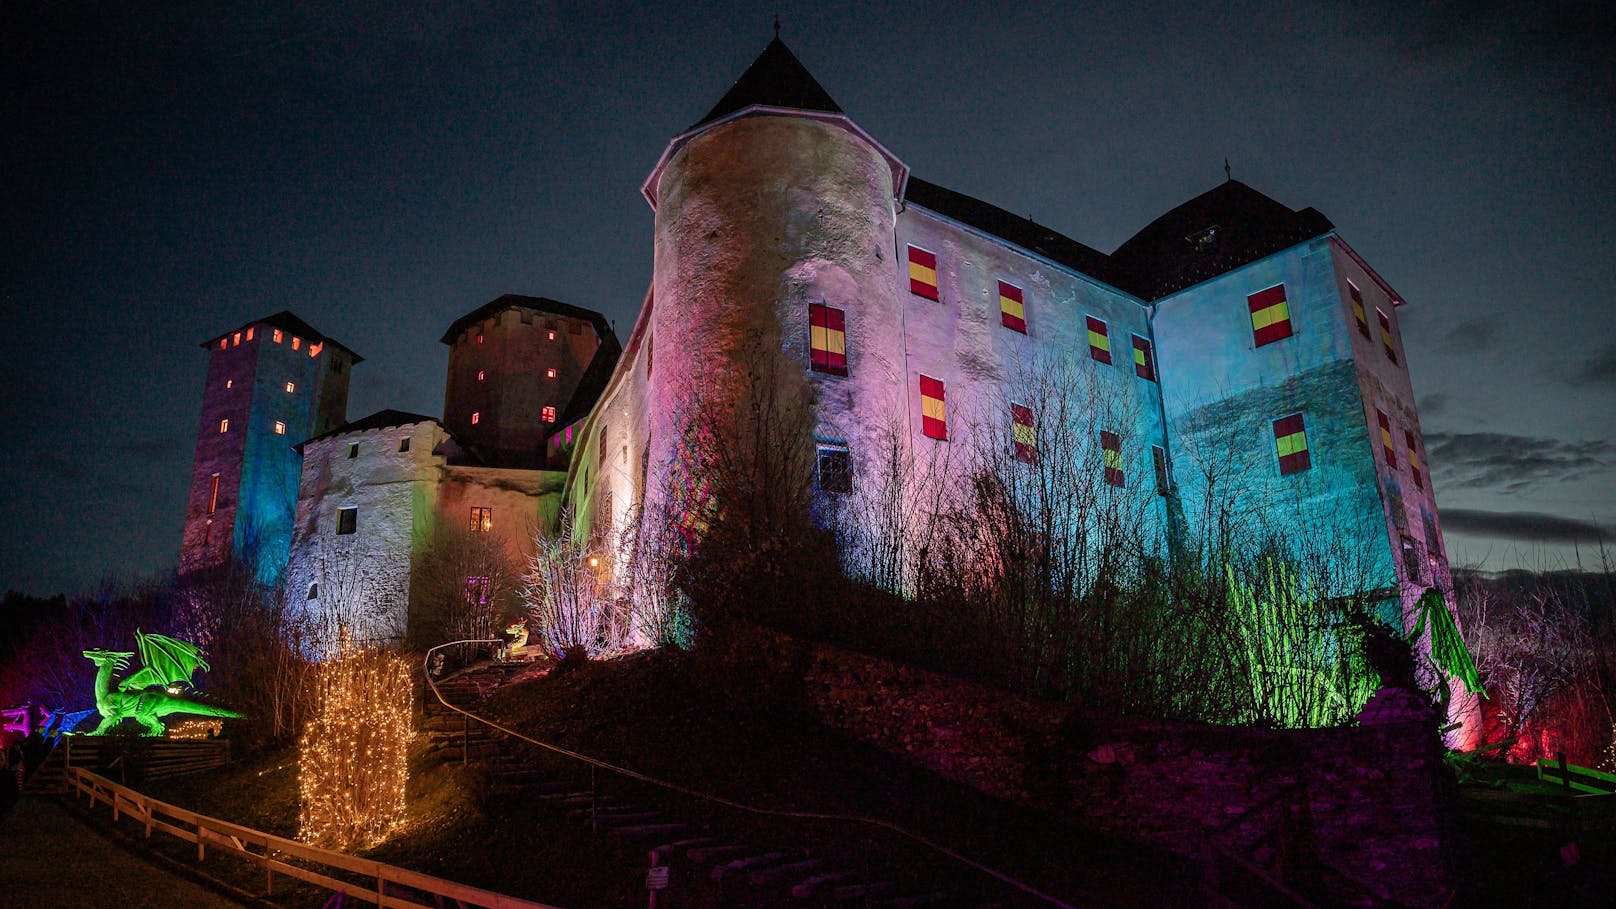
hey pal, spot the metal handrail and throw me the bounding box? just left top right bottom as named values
left=423, top=639, right=1078, bottom=909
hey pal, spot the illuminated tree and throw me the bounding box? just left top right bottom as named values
left=297, top=645, right=413, bottom=850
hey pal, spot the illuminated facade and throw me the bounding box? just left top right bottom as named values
left=560, top=39, right=1468, bottom=733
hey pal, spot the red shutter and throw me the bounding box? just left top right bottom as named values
left=920, top=375, right=947, bottom=440
left=1248, top=285, right=1294, bottom=347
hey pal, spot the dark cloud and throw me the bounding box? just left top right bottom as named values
left=1417, top=393, right=1449, bottom=416
left=1435, top=319, right=1496, bottom=354
left=1441, top=509, right=1609, bottom=544
left=1425, top=432, right=1615, bottom=493
left=1570, top=343, right=1616, bottom=386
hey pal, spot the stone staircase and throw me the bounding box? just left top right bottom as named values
left=422, top=662, right=1018, bottom=908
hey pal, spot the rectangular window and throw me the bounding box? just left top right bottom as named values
left=471, top=411, right=481, bottom=425
left=599, top=426, right=608, bottom=467
left=1424, top=514, right=1443, bottom=559
left=919, top=375, right=947, bottom=440
left=273, top=420, right=286, bottom=435
left=336, top=507, right=357, bottom=535
left=1348, top=282, right=1371, bottom=339
left=273, top=329, right=283, bottom=343
left=907, top=245, right=939, bottom=301
left=292, top=336, right=301, bottom=351
left=347, top=442, right=359, bottom=459
left=208, top=473, right=220, bottom=514
left=547, top=330, right=556, bottom=341
left=219, top=418, right=229, bottom=433
left=232, top=331, right=241, bottom=346
left=546, top=368, right=557, bottom=378
left=464, top=576, right=491, bottom=605
left=1376, top=410, right=1396, bottom=467
left=541, top=405, right=556, bottom=423
left=998, top=281, right=1026, bottom=333
left=285, top=381, right=295, bottom=393
left=1100, top=430, right=1124, bottom=487
left=1377, top=308, right=1398, bottom=364
left=245, top=326, right=254, bottom=341
left=219, top=338, right=228, bottom=350
left=1401, top=534, right=1425, bottom=582
left=1248, top=285, right=1293, bottom=347
left=226, top=379, right=232, bottom=389
left=398, top=437, right=410, bottom=453
left=1132, top=335, right=1155, bottom=381
left=1406, top=429, right=1423, bottom=490
left=470, top=506, right=492, bottom=533
left=1152, top=445, right=1171, bottom=495
left=477, top=370, right=485, bottom=382
left=815, top=445, right=852, bottom=494
left=809, top=303, right=848, bottom=375
left=1273, top=413, right=1311, bottom=475
left=1086, top=316, right=1112, bottom=364
left=1011, top=403, right=1036, bottom=464
left=308, top=341, right=322, bottom=357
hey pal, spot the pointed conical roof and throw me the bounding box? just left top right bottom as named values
left=693, top=37, right=842, bottom=129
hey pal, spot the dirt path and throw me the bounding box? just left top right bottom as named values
left=0, top=795, right=247, bottom=908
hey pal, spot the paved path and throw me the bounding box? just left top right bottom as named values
left=0, top=795, right=246, bottom=908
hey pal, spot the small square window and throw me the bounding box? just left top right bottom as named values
left=809, top=303, right=848, bottom=376
left=546, top=368, right=557, bottom=379
left=547, top=330, right=557, bottom=341
left=1377, top=308, right=1398, bottom=364
left=336, top=507, right=357, bottom=535
left=219, top=418, right=229, bottom=433
left=307, top=341, right=322, bottom=358
left=815, top=446, right=852, bottom=494
left=272, top=329, right=283, bottom=343
left=907, top=246, right=940, bottom=301
left=998, top=282, right=1026, bottom=333
left=470, top=506, right=492, bottom=533
left=541, top=405, right=556, bottom=423
left=471, top=411, right=481, bottom=425
left=399, top=437, right=410, bottom=453
left=232, top=332, right=241, bottom=346
left=219, top=338, right=228, bottom=350
left=273, top=420, right=286, bottom=435
left=225, top=379, right=233, bottom=389
left=1348, top=281, right=1371, bottom=339
left=477, top=333, right=484, bottom=344
left=292, top=336, right=301, bottom=350
left=285, top=381, right=295, bottom=393
left=1132, top=335, right=1155, bottom=381
left=1086, top=316, right=1112, bottom=364
left=245, top=326, right=254, bottom=341
left=1248, top=285, right=1293, bottom=347
left=1011, top=403, right=1036, bottom=464
left=477, top=370, right=485, bottom=382
left=347, top=442, right=359, bottom=459
left=1273, top=413, right=1310, bottom=475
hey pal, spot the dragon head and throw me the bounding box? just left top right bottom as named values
left=82, top=649, right=134, bottom=671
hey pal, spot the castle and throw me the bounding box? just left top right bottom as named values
left=180, top=39, right=1457, bottom=686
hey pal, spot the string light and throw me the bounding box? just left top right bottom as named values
left=297, top=645, right=414, bottom=849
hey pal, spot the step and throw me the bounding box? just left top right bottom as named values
left=712, top=852, right=787, bottom=881
left=650, top=837, right=716, bottom=864
left=610, top=822, right=689, bottom=839
left=748, top=858, right=822, bottom=886
left=833, top=881, right=895, bottom=902
left=688, top=844, right=747, bottom=863
left=791, top=871, right=857, bottom=899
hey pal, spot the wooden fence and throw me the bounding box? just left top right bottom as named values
left=27, top=736, right=231, bottom=792
left=68, top=766, right=562, bottom=909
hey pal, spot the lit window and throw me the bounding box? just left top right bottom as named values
left=219, top=338, right=228, bottom=350
left=470, top=506, right=492, bottom=533
left=477, top=370, right=485, bottom=382
left=219, top=419, right=229, bottom=433
left=809, top=303, right=848, bottom=375
left=292, top=336, right=301, bottom=351
left=232, top=332, right=241, bottom=346
left=245, top=326, right=254, bottom=341
left=464, top=576, right=491, bottom=605
left=1377, top=308, right=1398, bottom=364
left=547, top=330, right=556, bottom=341
left=471, top=411, right=481, bottom=425
left=285, top=381, right=295, bottom=393
left=308, top=341, right=322, bottom=358
left=998, top=281, right=1026, bottom=333
left=347, top=442, right=358, bottom=459
left=336, top=507, right=357, bottom=535
left=272, top=329, right=283, bottom=343
left=208, top=473, right=220, bottom=514
left=273, top=421, right=286, bottom=435
left=907, top=245, right=939, bottom=301
left=399, top=437, right=410, bottom=453
left=546, top=368, right=557, bottom=379
left=477, top=333, right=484, bottom=344
left=919, top=375, right=947, bottom=440
left=1152, top=445, right=1171, bottom=495
left=225, top=379, right=233, bottom=389
left=1348, top=282, right=1371, bottom=339
left=1011, top=403, right=1036, bottom=464
left=1272, top=413, right=1311, bottom=475
left=1101, top=431, right=1124, bottom=487
left=1248, top=285, right=1293, bottom=347
left=1132, top=335, right=1155, bottom=381
left=1376, top=409, right=1396, bottom=467
left=541, top=405, right=556, bottom=423
left=1086, top=316, right=1112, bottom=364
left=815, top=445, right=852, bottom=494
left=1406, top=429, right=1423, bottom=490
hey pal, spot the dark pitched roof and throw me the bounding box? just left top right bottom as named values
left=440, top=294, right=615, bottom=346
left=904, top=177, right=1125, bottom=290
left=296, top=410, right=440, bottom=450
left=694, top=37, right=842, bottom=129
left=201, top=310, right=363, bottom=362
left=1109, top=180, right=1334, bottom=299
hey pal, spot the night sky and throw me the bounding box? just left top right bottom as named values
left=3, top=1, right=1613, bottom=596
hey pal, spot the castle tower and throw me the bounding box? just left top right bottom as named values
left=632, top=37, right=909, bottom=521
left=441, top=294, right=620, bottom=469
left=180, top=312, right=360, bottom=582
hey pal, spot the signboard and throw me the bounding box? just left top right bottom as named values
left=646, top=866, right=670, bottom=891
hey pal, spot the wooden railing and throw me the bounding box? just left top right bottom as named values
left=68, top=766, right=562, bottom=909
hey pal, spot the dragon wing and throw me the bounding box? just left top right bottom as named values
left=118, top=629, right=211, bottom=691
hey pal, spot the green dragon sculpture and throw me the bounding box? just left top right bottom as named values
left=80, top=629, right=241, bottom=736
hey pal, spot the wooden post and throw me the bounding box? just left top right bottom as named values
left=462, top=712, right=469, bottom=766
